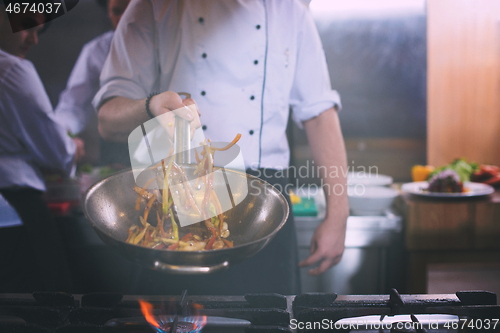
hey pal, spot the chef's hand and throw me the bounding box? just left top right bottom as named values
left=298, top=214, right=347, bottom=275
left=149, top=91, right=201, bottom=139
left=300, top=107, right=349, bottom=275
left=72, top=137, right=85, bottom=163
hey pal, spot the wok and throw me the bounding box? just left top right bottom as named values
left=82, top=166, right=289, bottom=274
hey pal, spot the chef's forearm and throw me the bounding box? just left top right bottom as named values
left=98, top=96, right=149, bottom=142
left=303, top=107, right=349, bottom=225
left=98, top=92, right=193, bottom=142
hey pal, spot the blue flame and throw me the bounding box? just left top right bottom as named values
left=150, top=315, right=205, bottom=333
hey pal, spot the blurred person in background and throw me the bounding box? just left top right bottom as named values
left=0, top=3, right=84, bottom=292
left=55, top=0, right=131, bottom=167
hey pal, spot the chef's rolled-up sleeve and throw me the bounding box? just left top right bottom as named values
left=289, top=9, right=341, bottom=127
left=93, top=0, right=158, bottom=110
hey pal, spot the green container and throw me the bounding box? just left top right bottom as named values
left=292, top=198, right=318, bottom=216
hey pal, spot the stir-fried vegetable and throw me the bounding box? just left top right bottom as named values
left=126, top=134, right=241, bottom=251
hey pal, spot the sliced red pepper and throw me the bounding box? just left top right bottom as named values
left=126, top=229, right=135, bottom=243
left=205, top=228, right=217, bottom=250
left=143, top=194, right=156, bottom=224
left=181, top=233, right=194, bottom=242
left=153, top=243, right=166, bottom=250
left=168, top=242, right=179, bottom=250
left=135, top=178, right=155, bottom=211
left=211, top=134, right=241, bottom=151
left=141, top=227, right=152, bottom=246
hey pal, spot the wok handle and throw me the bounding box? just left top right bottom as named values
left=153, top=260, right=229, bottom=274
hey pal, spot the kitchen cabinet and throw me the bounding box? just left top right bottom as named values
left=402, top=190, right=500, bottom=293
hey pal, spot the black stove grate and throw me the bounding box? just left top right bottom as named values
left=1, top=289, right=499, bottom=332
left=293, top=289, right=500, bottom=333
left=0, top=291, right=292, bottom=333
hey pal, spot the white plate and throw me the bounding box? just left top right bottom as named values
left=347, top=172, right=393, bottom=186
left=401, top=181, right=495, bottom=197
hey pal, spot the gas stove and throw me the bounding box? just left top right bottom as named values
left=0, top=289, right=498, bottom=332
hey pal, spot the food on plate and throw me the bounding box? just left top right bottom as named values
left=428, top=158, right=478, bottom=182
left=427, top=169, right=464, bottom=193
left=411, top=165, right=435, bottom=182
left=126, top=134, right=241, bottom=251
left=471, top=164, right=500, bottom=187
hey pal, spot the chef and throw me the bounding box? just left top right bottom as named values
left=94, top=0, right=348, bottom=294
left=0, top=5, right=83, bottom=291
left=55, top=0, right=130, bottom=165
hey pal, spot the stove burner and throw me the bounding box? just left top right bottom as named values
left=139, top=290, right=207, bottom=333
left=0, top=289, right=498, bottom=332
left=160, top=321, right=195, bottom=333
left=390, top=313, right=426, bottom=333
left=390, top=322, right=421, bottom=333
left=153, top=315, right=205, bottom=333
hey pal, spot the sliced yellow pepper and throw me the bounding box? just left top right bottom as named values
left=163, top=156, right=174, bottom=215
left=169, top=208, right=179, bottom=241
left=132, top=223, right=150, bottom=245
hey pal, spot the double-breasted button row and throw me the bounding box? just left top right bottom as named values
left=199, top=16, right=261, bottom=30
left=202, top=125, right=254, bottom=136
left=198, top=19, right=261, bottom=136
left=199, top=92, right=255, bottom=100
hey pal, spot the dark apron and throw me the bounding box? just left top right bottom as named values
left=0, top=187, right=73, bottom=292
left=131, top=168, right=301, bottom=295
left=99, top=140, right=131, bottom=167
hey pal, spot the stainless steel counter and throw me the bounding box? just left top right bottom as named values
left=295, top=188, right=404, bottom=294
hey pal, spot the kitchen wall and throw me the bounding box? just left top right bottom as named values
left=424, top=0, right=500, bottom=299
left=427, top=0, right=500, bottom=167
left=290, top=0, right=427, bottom=183
left=28, top=0, right=110, bottom=105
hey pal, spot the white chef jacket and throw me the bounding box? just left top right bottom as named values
left=94, top=0, right=341, bottom=170
left=55, top=31, right=114, bottom=135
left=0, top=49, right=76, bottom=191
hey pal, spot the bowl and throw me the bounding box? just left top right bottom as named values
left=347, top=185, right=399, bottom=216
left=347, top=172, right=393, bottom=187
